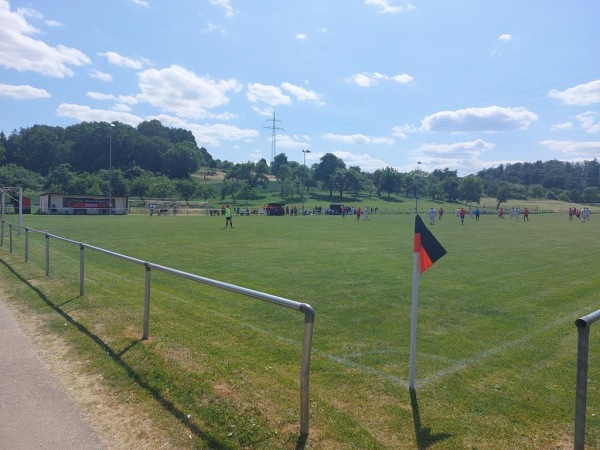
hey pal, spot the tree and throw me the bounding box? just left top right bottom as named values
left=378, top=166, right=400, bottom=198
left=346, top=168, right=364, bottom=196
left=197, top=184, right=217, bottom=202
left=363, top=179, right=376, bottom=199
left=255, top=158, right=271, bottom=176
left=129, top=173, right=154, bottom=199
left=442, top=176, right=460, bottom=202
left=147, top=176, right=177, bottom=198
left=426, top=179, right=445, bottom=201
left=0, top=164, right=44, bottom=190
left=494, top=182, right=511, bottom=209
left=0, top=131, right=6, bottom=163
left=582, top=187, right=600, bottom=203
left=333, top=168, right=350, bottom=199
left=162, top=141, right=203, bottom=178
left=314, top=153, right=345, bottom=196
left=458, top=175, right=484, bottom=204
left=176, top=178, right=198, bottom=203
left=44, top=163, right=76, bottom=191
left=528, top=184, right=546, bottom=198
left=12, top=125, right=62, bottom=175
left=66, top=172, right=103, bottom=195
left=270, top=153, right=288, bottom=177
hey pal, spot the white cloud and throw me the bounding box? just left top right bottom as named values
left=347, top=72, right=413, bottom=87
left=324, top=133, right=394, bottom=145
left=268, top=133, right=312, bottom=150
left=45, top=19, right=62, bottom=27
left=246, top=83, right=292, bottom=107
left=137, top=65, right=242, bottom=119
left=210, top=0, right=235, bottom=17
left=575, top=111, right=600, bottom=133
left=15, top=6, right=42, bottom=20
left=89, top=69, right=112, bottom=82
left=118, top=95, right=139, bottom=105
left=391, top=124, right=417, bottom=138
left=498, top=34, right=513, bottom=42
left=252, top=106, right=277, bottom=117
left=155, top=115, right=258, bottom=147
left=130, top=0, right=149, bottom=7
left=412, top=139, right=496, bottom=175
left=540, top=139, right=600, bottom=158
left=550, top=121, right=573, bottom=131
left=295, top=33, right=309, bottom=41
left=86, top=91, right=115, bottom=100
left=420, top=106, right=538, bottom=133
left=201, top=22, right=227, bottom=36
left=57, top=103, right=142, bottom=126
left=548, top=79, right=600, bottom=106
left=99, top=51, right=145, bottom=69
left=364, top=0, right=413, bottom=14
left=113, top=103, right=132, bottom=112
left=281, top=82, right=325, bottom=106
left=0, top=83, right=50, bottom=100
left=0, top=1, right=90, bottom=77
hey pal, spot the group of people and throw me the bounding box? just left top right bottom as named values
left=149, top=202, right=179, bottom=216
left=427, top=206, right=536, bottom=225
left=569, top=207, right=591, bottom=222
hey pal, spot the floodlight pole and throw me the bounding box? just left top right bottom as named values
left=109, top=123, right=115, bottom=215
left=302, top=149, right=311, bottom=213
left=415, top=161, right=421, bottom=214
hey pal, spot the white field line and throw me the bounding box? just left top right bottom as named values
left=17, top=237, right=599, bottom=389
left=417, top=304, right=600, bottom=388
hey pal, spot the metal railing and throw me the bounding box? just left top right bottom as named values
left=574, top=309, right=600, bottom=450
left=1, top=219, right=315, bottom=437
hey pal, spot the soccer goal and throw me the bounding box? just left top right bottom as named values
left=0, top=187, right=23, bottom=233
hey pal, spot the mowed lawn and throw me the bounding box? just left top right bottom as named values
left=1, top=210, right=599, bottom=449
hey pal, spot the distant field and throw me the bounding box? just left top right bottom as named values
left=1, top=211, right=599, bottom=448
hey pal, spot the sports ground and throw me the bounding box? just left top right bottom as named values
left=0, top=210, right=598, bottom=448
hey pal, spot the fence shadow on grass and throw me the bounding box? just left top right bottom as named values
left=410, top=388, right=451, bottom=449
left=0, top=259, right=230, bottom=449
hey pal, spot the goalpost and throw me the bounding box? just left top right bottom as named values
left=0, top=187, right=23, bottom=234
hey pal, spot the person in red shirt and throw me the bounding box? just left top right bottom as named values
left=523, top=207, right=529, bottom=222
left=459, top=207, right=466, bottom=225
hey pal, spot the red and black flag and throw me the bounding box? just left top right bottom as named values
left=413, top=214, right=447, bottom=273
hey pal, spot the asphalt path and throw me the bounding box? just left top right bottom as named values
left=0, top=299, right=107, bottom=449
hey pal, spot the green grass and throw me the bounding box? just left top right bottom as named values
left=1, top=211, right=599, bottom=448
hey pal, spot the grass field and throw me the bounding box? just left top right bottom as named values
left=0, top=210, right=599, bottom=449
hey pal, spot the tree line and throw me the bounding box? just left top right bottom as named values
left=1, top=120, right=599, bottom=205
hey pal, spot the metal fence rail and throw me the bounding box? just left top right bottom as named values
left=574, top=309, right=600, bottom=450
left=1, top=219, right=315, bottom=437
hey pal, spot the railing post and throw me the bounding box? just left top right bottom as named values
left=0, top=219, right=4, bottom=247
left=45, top=234, right=50, bottom=276
left=79, top=244, right=85, bottom=296
left=9, top=223, right=13, bottom=253
left=143, top=263, right=151, bottom=340
left=574, top=320, right=591, bottom=450
left=25, top=227, right=29, bottom=262
left=299, top=304, right=314, bottom=437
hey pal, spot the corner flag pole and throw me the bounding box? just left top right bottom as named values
left=409, top=250, right=420, bottom=390
left=409, top=215, right=447, bottom=390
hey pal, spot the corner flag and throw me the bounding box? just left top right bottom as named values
left=413, top=215, right=447, bottom=273
left=409, top=214, right=447, bottom=390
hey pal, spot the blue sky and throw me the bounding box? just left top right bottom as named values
left=0, top=0, right=598, bottom=176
